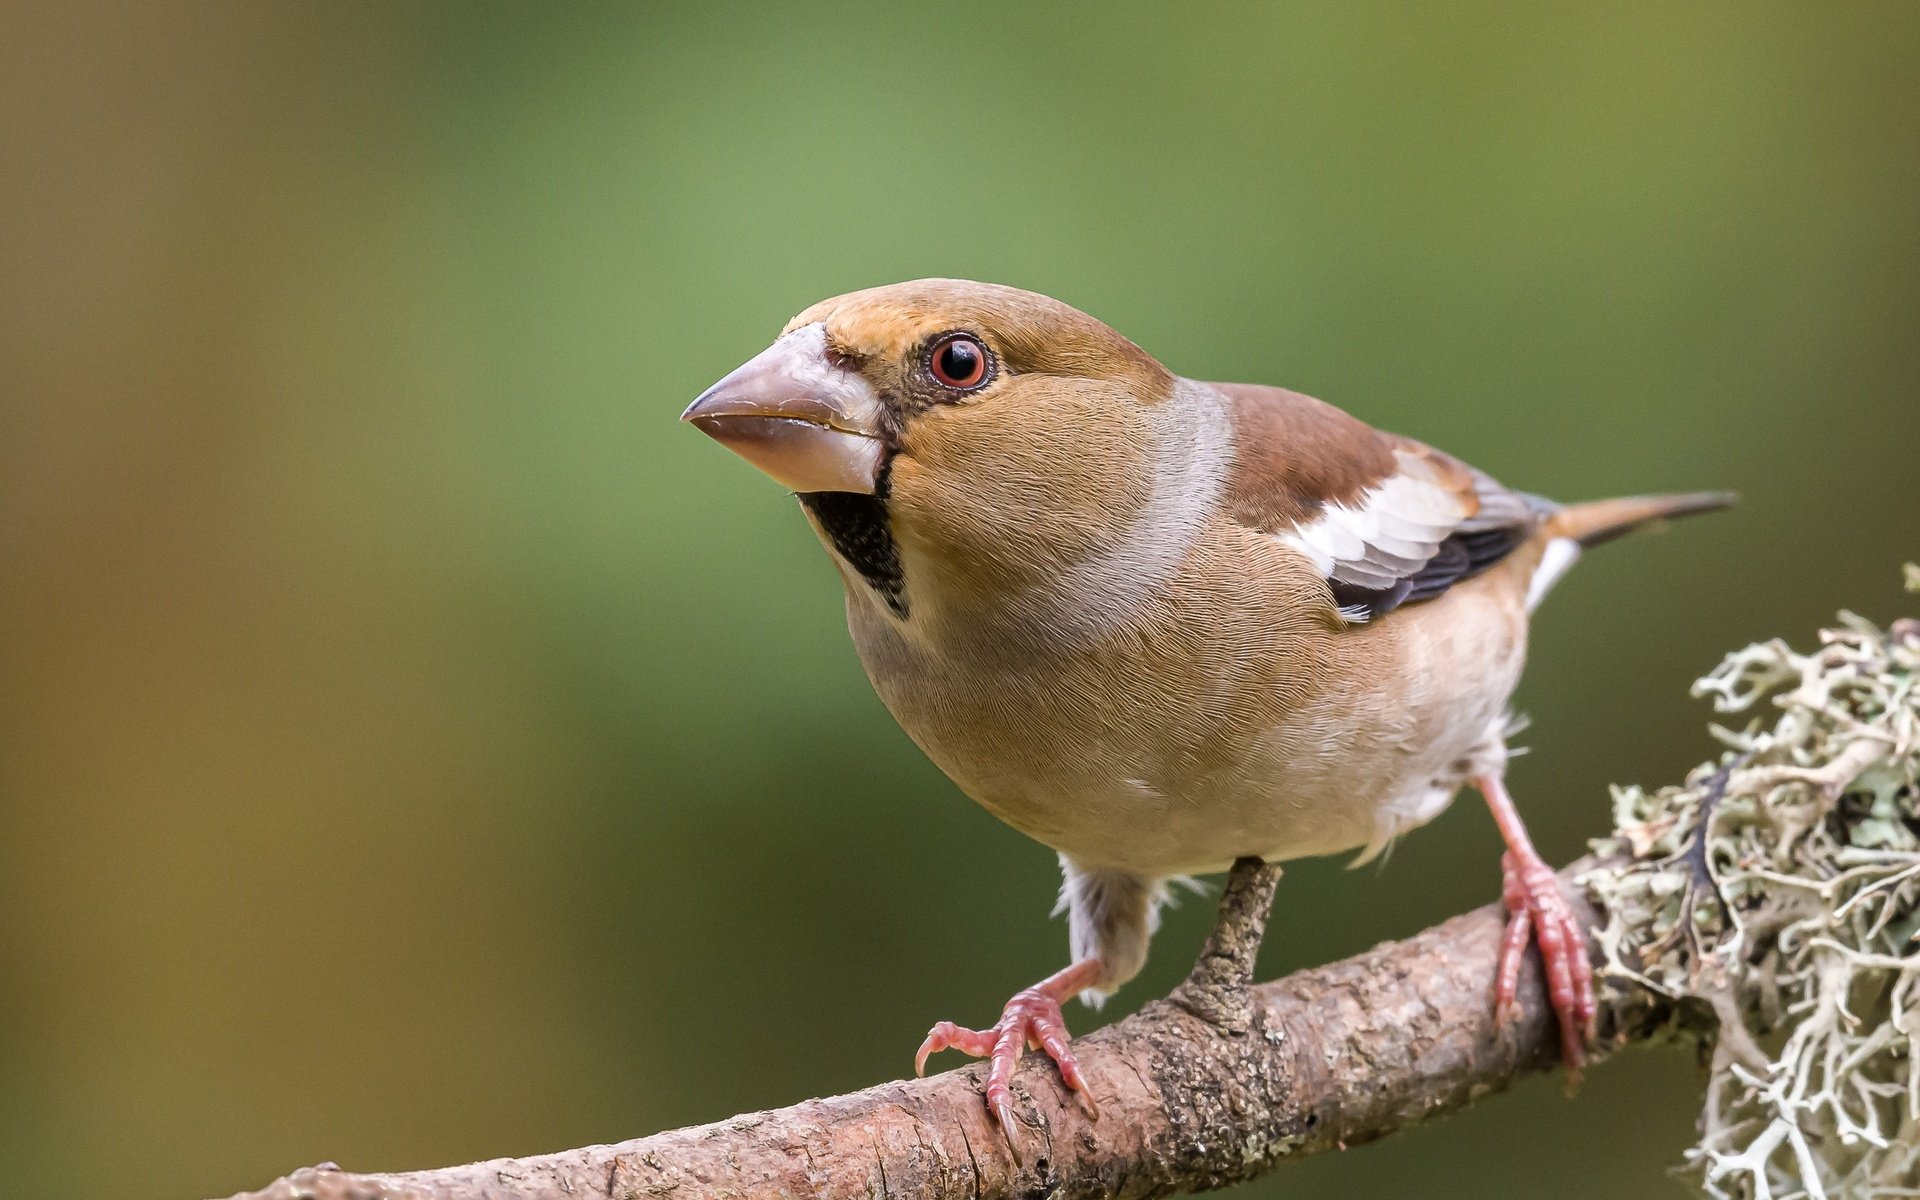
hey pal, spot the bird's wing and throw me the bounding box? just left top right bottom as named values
left=1211, top=382, right=1549, bottom=621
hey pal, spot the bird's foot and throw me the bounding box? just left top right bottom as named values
left=1493, top=848, right=1597, bottom=1084
left=914, top=958, right=1102, bottom=1132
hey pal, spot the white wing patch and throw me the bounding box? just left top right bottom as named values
left=1278, top=449, right=1469, bottom=592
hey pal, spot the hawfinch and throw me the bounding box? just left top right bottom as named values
left=683, top=279, right=1730, bottom=1132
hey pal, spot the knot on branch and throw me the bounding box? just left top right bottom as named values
left=1170, top=857, right=1283, bottom=1035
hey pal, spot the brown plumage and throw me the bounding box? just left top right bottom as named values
left=1550, top=491, right=1741, bottom=546
left=684, top=279, right=1732, bottom=1134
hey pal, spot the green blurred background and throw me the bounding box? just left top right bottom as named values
left=3, top=4, right=1916, bottom=1198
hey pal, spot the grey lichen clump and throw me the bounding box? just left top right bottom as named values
left=1585, top=569, right=1920, bottom=1199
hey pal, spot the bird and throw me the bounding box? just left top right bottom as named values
left=682, top=278, right=1731, bottom=1135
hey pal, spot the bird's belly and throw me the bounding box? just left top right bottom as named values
left=955, top=715, right=1494, bottom=877
left=864, top=658, right=1517, bottom=878
left=849, top=554, right=1529, bottom=879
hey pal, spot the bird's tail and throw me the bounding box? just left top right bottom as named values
left=1546, top=490, right=1737, bottom=548
left=1523, top=490, right=1735, bottom=611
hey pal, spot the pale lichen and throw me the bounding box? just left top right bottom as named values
left=1584, top=568, right=1920, bottom=1199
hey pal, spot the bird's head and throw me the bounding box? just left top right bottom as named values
left=685, top=279, right=1222, bottom=629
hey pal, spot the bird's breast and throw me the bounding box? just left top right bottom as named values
left=844, top=529, right=1537, bottom=876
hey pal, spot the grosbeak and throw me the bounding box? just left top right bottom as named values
left=684, top=279, right=1730, bottom=1132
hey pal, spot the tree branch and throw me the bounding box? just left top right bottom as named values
left=224, top=856, right=1676, bottom=1200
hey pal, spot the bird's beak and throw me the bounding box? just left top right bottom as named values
left=681, top=322, right=888, bottom=495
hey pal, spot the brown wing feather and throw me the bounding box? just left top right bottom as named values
left=1213, top=382, right=1549, bottom=619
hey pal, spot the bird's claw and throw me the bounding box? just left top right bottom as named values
left=915, top=984, right=1098, bottom=1130
left=1493, top=849, right=1597, bottom=1085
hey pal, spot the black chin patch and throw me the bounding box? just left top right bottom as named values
left=797, top=489, right=907, bottom=617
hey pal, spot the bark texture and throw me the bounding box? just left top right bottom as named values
left=225, top=858, right=1669, bottom=1200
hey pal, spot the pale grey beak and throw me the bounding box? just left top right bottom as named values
left=682, top=323, right=888, bottom=495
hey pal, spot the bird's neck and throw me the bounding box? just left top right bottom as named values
left=821, top=380, right=1236, bottom=655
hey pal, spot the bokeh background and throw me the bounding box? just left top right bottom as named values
left=4, top=4, right=1916, bottom=1198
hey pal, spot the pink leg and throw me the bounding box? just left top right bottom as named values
left=1476, top=774, right=1596, bottom=1083
left=914, top=958, right=1104, bottom=1131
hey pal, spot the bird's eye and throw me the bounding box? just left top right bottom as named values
left=927, top=334, right=989, bottom=391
